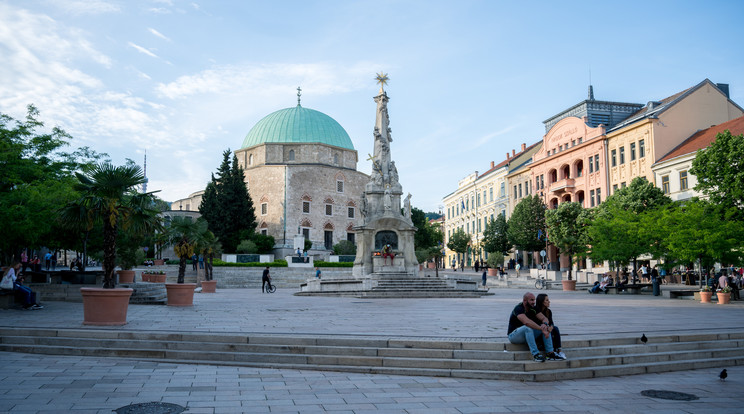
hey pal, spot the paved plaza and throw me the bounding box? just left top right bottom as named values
left=1, top=283, right=743, bottom=413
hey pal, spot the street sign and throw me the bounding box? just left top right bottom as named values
left=540, top=250, right=546, bottom=257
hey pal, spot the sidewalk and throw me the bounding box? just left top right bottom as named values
left=1, top=287, right=743, bottom=413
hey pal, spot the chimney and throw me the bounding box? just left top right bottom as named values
left=521, top=143, right=526, bottom=151
left=490, top=161, right=495, bottom=168
left=506, top=152, right=510, bottom=160
left=716, top=83, right=730, bottom=98
left=512, top=149, right=516, bottom=157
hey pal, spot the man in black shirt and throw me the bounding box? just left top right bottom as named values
left=507, top=292, right=561, bottom=362
left=262, top=267, right=271, bottom=293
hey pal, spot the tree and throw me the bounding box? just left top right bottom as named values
left=482, top=214, right=511, bottom=257
left=69, top=163, right=161, bottom=288
left=545, top=202, right=590, bottom=280
left=447, top=228, right=471, bottom=265
left=507, top=195, right=547, bottom=266
left=333, top=240, right=357, bottom=255
left=610, top=177, right=671, bottom=214
left=411, top=207, right=441, bottom=250
left=690, top=130, right=744, bottom=213
left=658, top=199, right=743, bottom=287
left=199, top=150, right=256, bottom=253
left=164, top=216, right=212, bottom=283
left=0, top=105, right=106, bottom=263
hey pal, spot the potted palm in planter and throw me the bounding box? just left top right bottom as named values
left=163, top=216, right=213, bottom=306
left=65, top=162, right=161, bottom=325
left=198, top=232, right=221, bottom=293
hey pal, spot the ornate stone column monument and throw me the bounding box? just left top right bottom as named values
left=353, top=73, right=418, bottom=277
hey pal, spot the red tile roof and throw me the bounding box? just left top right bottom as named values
left=656, top=115, right=744, bottom=163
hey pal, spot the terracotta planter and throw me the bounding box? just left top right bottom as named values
left=488, top=268, right=498, bottom=277
left=699, top=291, right=712, bottom=303
left=80, top=287, right=133, bottom=326
left=153, top=259, right=165, bottom=266
left=562, top=279, right=577, bottom=291
left=717, top=292, right=731, bottom=304
left=201, top=280, right=217, bottom=293
left=117, top=270, right=135, bottom=284
left=166, top=283, right=196, bottom=306
left=143, top=273, right=166, bottom=283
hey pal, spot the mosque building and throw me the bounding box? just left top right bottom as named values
left=172, top=89, right=368, bottom=255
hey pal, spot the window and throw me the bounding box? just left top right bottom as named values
left=248, top=154, right=253, bottom=165
left=661, top=175, right=670, bottom=194
left=466, top=223, right=469, bottom=233
left=333, top=154, right=339, bottom=164
left=500, top=182, right=505, bottom=196
left=590, top=190, right=595, bottom=207
left=559, top=145, right=563, bottom=152
left=589, top=157, right=594, bottom=173
left=518, top=183, right=522, bottom=198
left=347, top=233, right=355, bottom=243
left=302, top=228, right=310, bottom=240
left=477, top=193, right=481, bottom=207
left=288, top=149, right=295, bottom=161
left=611, top=149, right=617, bottom=167
left=302, top=201, right=310, bottom=214
left=477, top=220, right=481, bottom=233
left=578, top=137, right=583, bottom=144
left=261, top=203, right=267, bottom=215
left=571, top=140, right=575, bottom=147
left=613, top=184, right=618, bottom=193
left=348, top=207, right=355, bottom=218
left=596, top=188, right=601, bottom=205
left=513, top=185, right=517, bottom=198
left=337, top=180, right=344, bottom=193
left=489, top=188, right=493, bottom=201
left=620, top=147, right=625, bottom=164
left=621, top=182, right=627, bottom=188
left=680, top=170, right=688, bottom=190
left=324, top=230, right=333, bottom=250
left=483, top=190, right=487, bottom=204
left=261, top=229, right=268, bottom=236
left=325, top=204, right=333, bottom=216
left=630, top=143, right=636, bottom=161
left=639, top=139, right=646, bottom=158
left=540, top=175, right=544, bottom=189
left=536, top=177, right=540, bottom=190
left=594, top=155, right=599, bottom=172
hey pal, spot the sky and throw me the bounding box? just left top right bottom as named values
left=2, top=0, right=743, bottom=213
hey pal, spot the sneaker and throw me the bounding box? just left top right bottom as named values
left=547, top=352, right=566, bottom=361
left=557, top=351, right=567, bottom=359
left=533, top=354, right=546, bottom=362
left=31, top=304, right=43, bottom=310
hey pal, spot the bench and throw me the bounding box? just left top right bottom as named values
left=604, top=283, right=652, bottom=294
left=1, top=289, right=20, bottom=309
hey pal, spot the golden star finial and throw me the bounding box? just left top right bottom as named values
left=375, top=72, right=389, bottom=89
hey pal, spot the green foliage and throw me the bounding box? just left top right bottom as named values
left=163, top=216, right=213, bottom=282
left=487, top=253, right=503, bottom=268
left=66, top=162, right=160, bottom=287
left=333, top=240, right=357, bottom=255
left=447, top=228, right=471, bottom=254
left=250, top=233, right=276, bottom=253
left=208, top=258, right=288, bottom=267
left=690, top=130, right=744, bottom=213
left=507, top=195, right=546, bottom=252
left=545, top=202, right=590, bottom=280
left=236, top=240, right=257, bottom=254
left=0, top=105, right=106, bottom=264
left=411, top=207, right=444, bottom=250
left=482, top=214, right=511, bottom=256
left=199, top=149, right=257, bottom=253
left=313, top=261, right=353, bottom=268
left=304, top=238, right=313, bottom=252
left=610, top=177, right=671, bottom=214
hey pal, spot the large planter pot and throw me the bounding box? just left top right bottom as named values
left=117, top=270, right=135, bottom=284
left=143, top=273, right=166, bottom=283
left=562, top=280, right=577, bottom=291
left=166, top=283, right=196, bottom=306
left=80, top=287, right=133, bottom=326
left=153, top=259, right=165, bottom=266
left=699, top=291, right=712, bottom=303
left=717, top=292, right=731, bottom=304
left=488, top=268, right=498, bottom=277
left=201, top=280, right=217, bottom=293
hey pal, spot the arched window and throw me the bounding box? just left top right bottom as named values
left=248, top=154, right=254, bottom=166
left=288, top=149, right=295, bottom=161
left=333, top=154, right=339, bottom=165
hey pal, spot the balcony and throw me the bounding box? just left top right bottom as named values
left=549, top=178, right=575, bottom=193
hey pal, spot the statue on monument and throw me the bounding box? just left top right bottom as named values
left=404, top=193, right=412, bottom=219
left=384, top=187, right=392, bottom=211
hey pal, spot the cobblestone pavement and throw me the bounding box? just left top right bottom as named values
left=1, top=285, right=743, bottom=412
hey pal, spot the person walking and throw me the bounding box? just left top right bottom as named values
left=315, top=267, right=322, bottom=279
left=262, top=267, right=271, bottom=293
left=192, top=254, right=198, bottom=271
left=481, top=270, right=487, bottom=289
left=651, top=265, right=660, bottom=296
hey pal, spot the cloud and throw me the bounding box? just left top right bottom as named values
left=48, top=0, right=121, bottom=15
left=147, top=27, right=171, bottom=41
left=127, top=41, right=159, bottom=58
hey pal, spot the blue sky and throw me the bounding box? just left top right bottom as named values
left=2, top=0, right=743, bottom=212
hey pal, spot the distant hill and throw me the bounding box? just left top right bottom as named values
left=425, top=212, right=442, bottom=220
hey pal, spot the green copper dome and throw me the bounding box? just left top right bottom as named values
left=241, top=105, right=354, bottom=150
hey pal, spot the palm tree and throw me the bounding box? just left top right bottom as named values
left=199, top=231, right=221, bottom=281
left=68, top=163, right=161, bottom=288
left=164, top=216, right=211, bottom=283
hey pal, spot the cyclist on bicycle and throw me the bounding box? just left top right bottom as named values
left=262, top=266, right=272, bottom=293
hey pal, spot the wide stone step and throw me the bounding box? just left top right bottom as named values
left=2, top=327, right=743, bottom=382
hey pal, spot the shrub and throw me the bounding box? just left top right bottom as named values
left=251, top=233, right=275, bottom=253
left=333, top=240, right=357, bottom=255
left=487, top=254, right=503, bottom=269
left=314, top=261, right=353, bottom=267
left=236, top=240, right=257, bottom=254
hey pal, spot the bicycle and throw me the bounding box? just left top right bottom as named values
left=535, top=277, right=548, bottom=290
left=265, top=282, right=276, bottom=293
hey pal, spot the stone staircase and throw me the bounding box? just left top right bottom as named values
left=1, top=327, right=741, bottom=382
left=119, top=282, right=167, bottom=304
